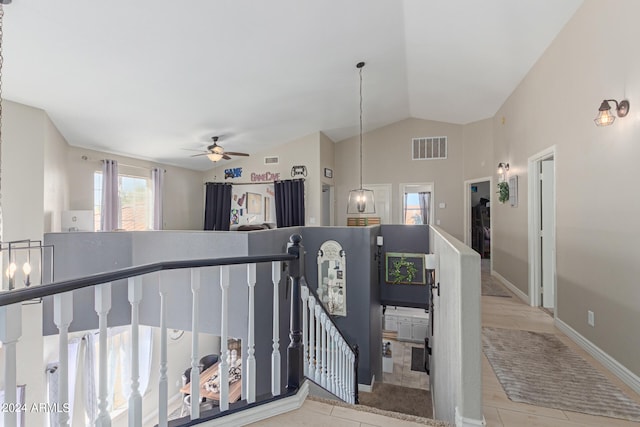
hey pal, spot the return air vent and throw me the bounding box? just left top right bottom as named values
left=264, top=156, right=279, bottom=165
left=412, top=136, right=447, bottom=160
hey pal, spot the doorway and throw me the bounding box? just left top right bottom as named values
left=528, top=147, right=556, bottom=312
left=464, top=177, right=493, bottom=262
left=321, top=184, right=334, bottom=226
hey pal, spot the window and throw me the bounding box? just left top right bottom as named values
left=94, top=172, right=152, bottom=231
left=401, top=183, right=433, bottom=225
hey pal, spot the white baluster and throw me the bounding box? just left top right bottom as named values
left=300, top=285, right=309, bottom=378
left=329, top=326, right=337, bottom=394
left=1, top=303, right=23, bottom=427
left=340, top=342, right=349, bottom=402
left=190, top=269, right=201, bottom=420
left=338, top=340, right=346, bottom=400
left=307, top=296, right=316, bottom=377
left=336, top=336, right=343, bottom=399
left=314, top=304, right=322, bottom=383
left=128, top=277, right=143, bottom=426
left=326, top=324, right=333, bottom=394
left=158, top=275, right=169, bottom=427
left=350, top=352, right=356, bottom=404
left=271, top=261, right=281, bottom=396
left=95, top=283, right=112, bottom=427
left=246, top=263, right=257, bottom=403
left=219, top=266, right=230, bottom=411
left=52, top=293, right=71, bottom=427
left=320, top=312, right=327, bottom=388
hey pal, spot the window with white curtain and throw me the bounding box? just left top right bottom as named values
left=94, top=172, right=152, bottom=231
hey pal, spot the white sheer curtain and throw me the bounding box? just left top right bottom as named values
left=121, top=326, right=153, bottom=398
left=83, top=333, right=99, bottom=424
left=100, top=159, right=119, bottom=231
left=151, top=168, right=164, bottom=230
left=46, top=337, right=81, bottom=427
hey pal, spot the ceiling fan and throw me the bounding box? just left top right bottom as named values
left=190, top=136, right=250, bottom=162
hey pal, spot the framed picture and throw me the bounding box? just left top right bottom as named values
left=324, top=168, right=333, bottom=178
left=385, top=252, right=426, bottom=285
left=246, top=192, right=262, bottom=214
left=508, top=175, right=518, bottom=207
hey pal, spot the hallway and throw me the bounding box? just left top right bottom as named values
left=482, top=270, right=640, bottom=426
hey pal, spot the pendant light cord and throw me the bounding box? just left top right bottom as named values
left=359, top=63, right=363, bottom=190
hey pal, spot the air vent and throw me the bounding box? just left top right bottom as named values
left=264, top=156, right=279, bottom=165
left=412, top=137, right=447, bottom=160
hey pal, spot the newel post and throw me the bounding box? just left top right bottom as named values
left=286, top=234, right=304, bottom=390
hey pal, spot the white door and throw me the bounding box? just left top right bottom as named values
left=363, top=184, right=391, bottom=223
left=541, top=159, right=555, bottom=308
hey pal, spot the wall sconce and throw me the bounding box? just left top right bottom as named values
left=594, top=99, right=630, bottom=127
left=425, top=253, right=438, bottom=296
left=497, top=163, right=509, bottom=175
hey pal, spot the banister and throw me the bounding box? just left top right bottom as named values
left=0, top=252, right=297, bottom=308
left=302, top=278, right=354, bottom=351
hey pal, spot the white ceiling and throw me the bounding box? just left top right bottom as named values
left=2, top=0, right=582, bottom=171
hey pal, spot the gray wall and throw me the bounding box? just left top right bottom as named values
left=379, top=225, right=430, bottom=309
left=301, top=226, right=381, bottom=386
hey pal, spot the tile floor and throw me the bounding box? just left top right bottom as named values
left=381, top=337, right=429, bottom=391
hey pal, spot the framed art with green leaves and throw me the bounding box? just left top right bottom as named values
left=385, top=252, right=426, bottom=285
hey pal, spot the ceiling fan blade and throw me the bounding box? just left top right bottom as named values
left=224, top=151, right=250, bottom=157
left=190, top=153, right=208, bottom=157
left=222, top=154, right=232, bottom=160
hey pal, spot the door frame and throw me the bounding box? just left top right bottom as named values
left=463, top=176, right=493, bottom=268
left=398, top=182, right=435, bottom=226
left=321, top=184, right=335, bottom=226
left=527, top=145, right=557, bottom=309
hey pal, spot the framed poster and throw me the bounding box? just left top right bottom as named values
left=508, top=175, right=518, bottom=207
left=324, top=168, right=333, bottom=178
left=246, top=192, right=262, bottom=214
left=385, top=252, right=426, bottom=285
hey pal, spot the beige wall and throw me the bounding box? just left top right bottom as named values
left=44, top=115, right=70, bottom=233
left=462, top=118, right=494, bottom=181
left=492, top=0, right=640, bottom=376
left=66, top=146, right=204, bottom=230
left=204, top=132, right=323, bottom=225
left=334, top=118, right=464, bottom=239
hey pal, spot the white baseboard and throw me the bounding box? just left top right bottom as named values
left=455, top=406, right=486, bottom=427
left=491, top=270, right=528, bottom=303
left=358, top=374, right=375, bottom=392
left=203, top=381, right=309, bottom=426
left=555, top=318, right=640, bottom=395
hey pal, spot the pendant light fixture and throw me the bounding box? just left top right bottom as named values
left=347, top=62, right=376, bottom=214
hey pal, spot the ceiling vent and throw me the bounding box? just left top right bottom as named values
left=264, top=156, right=279, bottom=165
left=412, top=136, right=447, bottom=160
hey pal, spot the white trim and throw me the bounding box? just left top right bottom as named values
left=200, top=381, right=309, bottom=426
left=527, top=145, right=557, bottom=309
left=398, top=182, right=435, bottom=226
left=463, top=177, right=493, bottom=270
left=491, top=270, right=528, bottom=303
left=455, top=406, right=486, bottom=427
left=358, top=374, right=375, bottom=393
left=555, top=319, right=640, bottom=396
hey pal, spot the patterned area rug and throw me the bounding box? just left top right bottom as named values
left=482, top=327, right=640, bottom=422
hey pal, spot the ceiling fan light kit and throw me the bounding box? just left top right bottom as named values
left=190, top=136, right=250, bottom=162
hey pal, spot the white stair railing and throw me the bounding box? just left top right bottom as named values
left=300, top=282, right=357, bottom=404
left=0, top=235, right=305, bottom=427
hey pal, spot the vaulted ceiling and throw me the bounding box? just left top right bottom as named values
left=2, top=0, right=582, bottom=170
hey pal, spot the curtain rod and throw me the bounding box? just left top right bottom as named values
left=204, top=178, right=305, bottom=186
left=82, top=156, right=166, bottom=172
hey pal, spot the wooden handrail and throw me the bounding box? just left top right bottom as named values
left=0, top=253, right=297, bottom=307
